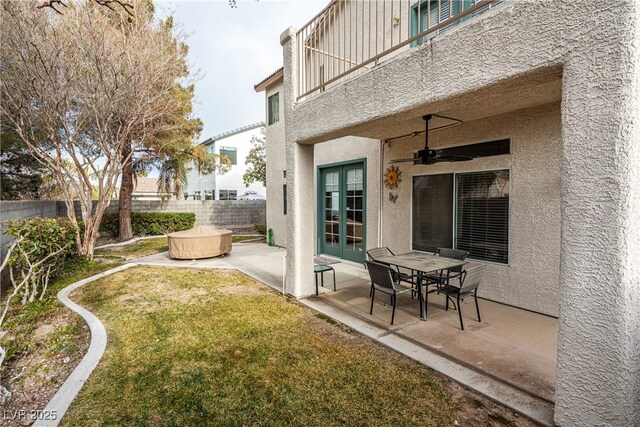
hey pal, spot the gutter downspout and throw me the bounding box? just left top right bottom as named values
left=378, top=139, right=386, bottom=247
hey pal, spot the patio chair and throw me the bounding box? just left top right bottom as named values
left=366, top=247, right=417, bottom=298
left=428, top=248, right=469, bottom=288
left=365, top=261, right=417, bottom=325
left=428, top=265, right=485, bottom=330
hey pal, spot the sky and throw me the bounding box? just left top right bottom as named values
left=155, top=0, right=325, bottom=140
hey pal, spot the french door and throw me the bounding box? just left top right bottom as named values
left=318, top=161, right=366, bottom=263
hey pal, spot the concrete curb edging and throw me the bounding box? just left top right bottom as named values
left=33, top=263, right=138, bottom=427
left=94, top=235, right=167, bottom=250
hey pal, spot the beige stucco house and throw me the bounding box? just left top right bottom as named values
left=256, top=1, right=639, bottom=425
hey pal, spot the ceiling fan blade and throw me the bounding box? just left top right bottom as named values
left=435, top=155, right=474, bottom=162
left=389, top=158, right=416, bottom=163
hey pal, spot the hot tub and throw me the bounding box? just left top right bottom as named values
left=168, top=226, right=232, bottom=259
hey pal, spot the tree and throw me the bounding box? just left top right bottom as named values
left=0, top=128, right=46, bottom=200
left=0, top=0, right=188, bottom=258
left=156, top=140, right=232, bottom=202
left=243, top=136, right=266, bottom=187
left=115, top=9, right=198, bottom=241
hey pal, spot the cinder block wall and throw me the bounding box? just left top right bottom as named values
left=1, top=201, right=58, bottom=289
left=56, top=200, right=266, bottom=230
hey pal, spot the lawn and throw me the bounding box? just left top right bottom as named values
left=94, top=235, right=262, bottom=259
left=63, top=267, right=530, bottom=427
left=94, top=237, right=169, bottom=259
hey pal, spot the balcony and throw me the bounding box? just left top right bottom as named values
left=296, top=0, right=503, bottom=101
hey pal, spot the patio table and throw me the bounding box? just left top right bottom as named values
left=375, top=252, right=467, bottom=320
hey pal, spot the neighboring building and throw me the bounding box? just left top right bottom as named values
left=131, top=177, right=174, bottom=200
left=185, top=123, right=266, bottom=201
left=257, top=1, right=640, bottom=426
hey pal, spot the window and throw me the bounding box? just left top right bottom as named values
left=456, top=171, right=509, bottom=264
left=282, top=170, right=286, bottom=179
left=412, top=169, right=510, bottom=264
left=283, top=184, right=287, bottom=215
left=204, top=190, right=213, bottom=200
left=220, top=146, right=237, bottom=165
left=268, top=92, right=280, bottom=125
left=410, top=0, right=503, bottom=46
left=194, top=190, right=201, bottom=201
left=219, top=190, right=237, bottom=200
left=207, top=144, right=215, bottom=154
left=410, top=0, right=460, bottom=45
left=412, top=174, right=454, bottom=253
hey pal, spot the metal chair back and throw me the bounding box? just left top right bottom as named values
left=366, top=247, right=394, bottom=261
left=364, top=260, right=397, bottom=291
left=459, top=265, right=485, bottom=294
left=436, top=248, right=469, bottom=272
left=436, top=248, right=469, bottom=260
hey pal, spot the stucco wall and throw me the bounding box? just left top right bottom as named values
left=263, top=78, right=381, bottom=251
left=264, top=80, right=288, bottom=247
left=383, top=103, right=562, bottom=316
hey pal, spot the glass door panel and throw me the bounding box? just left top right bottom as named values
left=321, top=167, right=341, bottom=257
left=343, top=165, right=364, bottom=261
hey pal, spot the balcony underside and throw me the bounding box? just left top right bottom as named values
left=295, top=60, right=563, bottom=145
left=290, top=0, right=572, bottom=145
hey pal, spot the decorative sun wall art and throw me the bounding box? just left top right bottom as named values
left=383, top=165, right=402, bottom=189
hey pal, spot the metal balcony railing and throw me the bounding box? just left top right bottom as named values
left=295, top=0, right=503, bottom=101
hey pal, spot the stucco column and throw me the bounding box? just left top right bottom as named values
left=555, top=5, right=640, bottom=425
left=281, top=27, right=315, bottom=297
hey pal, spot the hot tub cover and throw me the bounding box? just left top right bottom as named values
left=168, top=226, right=232, bottom=259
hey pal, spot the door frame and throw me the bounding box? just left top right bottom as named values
left=317, top=158, right=367, bottom=262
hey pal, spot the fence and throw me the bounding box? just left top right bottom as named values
left=57, top=200, right=266, bottom=232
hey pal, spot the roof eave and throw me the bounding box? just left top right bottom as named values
left=254, top=68, right=284, bottom=92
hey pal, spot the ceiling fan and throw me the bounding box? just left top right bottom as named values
left=390, top=114, right=473, bottom=165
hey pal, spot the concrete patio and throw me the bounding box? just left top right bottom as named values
left=136, top=242, right=558, bottom=425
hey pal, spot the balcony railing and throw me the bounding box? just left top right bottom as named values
left=295, top=0, right=503, bottom=101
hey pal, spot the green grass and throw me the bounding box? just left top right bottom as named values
left=64, top=267, right=459, bottom=426
left=95, top=235, right=262, bottom=259
left=94, top=237, right=169, bottom=259
left=231, top=235, right=262, bottom=243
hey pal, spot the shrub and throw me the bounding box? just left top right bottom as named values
left=99, top=212, right=196, bottom=237
left=254, top=222, right=267, bottom=235
left=3, top=217, right=77, bottom=302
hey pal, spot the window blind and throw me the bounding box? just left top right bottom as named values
left=455, top=170, right=509, bottom=264
left=412, top=174, right=454, bottom=253
left=268, top=93, right=279, bottom=125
